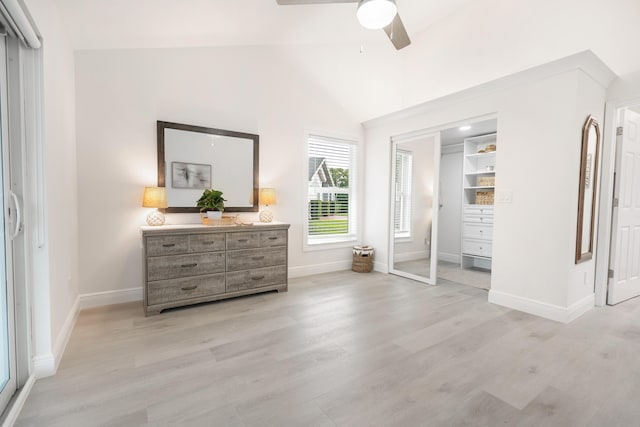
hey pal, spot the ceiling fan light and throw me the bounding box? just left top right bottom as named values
left=357, top=0, right=397, bottom=30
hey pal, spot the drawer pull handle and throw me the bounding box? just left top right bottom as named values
left=207, top=241, right=216, bottom=244
left=162, top=243, right=176, bottom=248
left=252, top=256, right=265, bottom=261
left=251, top=276, right=265, bottom=281
left=268, top=236, right=278, bottom=240
left=181, top=285, right=198, bottom=291
left=238, top=239, right=249, bottom=243
left=181, top=263, right=198, bottom=268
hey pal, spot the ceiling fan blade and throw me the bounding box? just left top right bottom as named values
left=276, top=0, right=357, bottom=5
left=383, top=13, right=411, bottom=50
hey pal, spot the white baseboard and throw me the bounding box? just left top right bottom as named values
left=289, top=260, right=352, bottom=278
left=79, top=287, right=143, bottom=310
left=32, top=353, right=55, bottom=379
left=32, top=295, right=80, bottom=379
left=488, top=290, right=595, bottom=323
left=52, top=295, right=79, bottom=372
left=1, top=374, right=36, bottom=427
left=438, top=252, right=461, bottom=264
left=373, top=260, right=388, bottom=273
left=394, top=250, right=428, bottom=263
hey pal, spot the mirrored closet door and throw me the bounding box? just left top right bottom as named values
left=389, top=132, right=440, bottom=284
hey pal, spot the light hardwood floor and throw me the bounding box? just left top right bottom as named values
left=15, top=271, right=640, bottom=426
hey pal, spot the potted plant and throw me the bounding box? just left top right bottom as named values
left=196, top=189, right=226, bottom=219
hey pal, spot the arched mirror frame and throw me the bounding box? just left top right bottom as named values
left=575, top=115, right=601, bottom=264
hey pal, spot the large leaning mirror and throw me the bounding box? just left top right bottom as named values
left=157, top=121, right=259, bottom=213
left=575, top=115, right=601, bottom=263
left=389, top=132, right=440, bottom=284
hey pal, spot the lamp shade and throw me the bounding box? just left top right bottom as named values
left=357, top=0, right=397, bottom=30
left=142, top=187, right=168, bottom=208
left=259, top=188, right=277, bottom=206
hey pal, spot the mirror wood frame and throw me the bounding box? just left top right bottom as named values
left=575, top=114, right=601, bottom=264
left=157, top=121, right=259, bottom=213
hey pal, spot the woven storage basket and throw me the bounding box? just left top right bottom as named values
left=478, top=176, right=495, bottom=186
left=352, top=245, right=374, bottom=273
left=476, top=191, right=494, bottom=205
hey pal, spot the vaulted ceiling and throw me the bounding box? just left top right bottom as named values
left=54, top=0, right=474, bottom=50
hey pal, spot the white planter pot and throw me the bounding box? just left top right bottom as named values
left=206, top=211, right=222, bottom=219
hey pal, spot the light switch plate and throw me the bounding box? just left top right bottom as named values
left=496, top=190, right=513, bottom=204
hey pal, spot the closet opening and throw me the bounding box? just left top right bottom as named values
left=437, top=118, right=497, bottom=290
left=388, top=115, right=497, bottom=291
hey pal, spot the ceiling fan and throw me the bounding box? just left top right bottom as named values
left=276, top=0, right=411, bottom=50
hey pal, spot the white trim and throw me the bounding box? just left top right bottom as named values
left=31, top=295, right=80, bottom=379
left=79, top=287, right=143, bottom=310
left=51, top=295, right=79, bottom=371
left=488, top=290, right=595, bottom=323
left=438, top=252, right=461, bottom=264
left=1, top=374, right=36, bottom=427
left=393, top=250, right=429, bottom=263
left=288, top=260, right=352, bottom=278
left=373, top=260, right=388, bottom=273
left=31, top=353, right=54, bottom=379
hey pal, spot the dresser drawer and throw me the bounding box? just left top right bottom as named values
left=146, top=235, right=189, bottom=256
left=259, top=230, right=287, bottom=247
left=226, top=247, right=287, bottom=271
left=189, top=233, right=226, bottom=253
left=463, top=223, right=493, bottom=240
left=226, top=266, right=287, bottom=292
left=226, top=232, right=260, bottom=250
left=464, top=206, right=494, bottom=216
left=147, top=274, right=226, bottom=305
left=147, top=252, right=226, bottom=281
left=462, top=239, right=492, bottom=257
left=464, top=215, right=493, bottom=224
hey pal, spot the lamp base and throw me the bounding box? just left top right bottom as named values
left=146, top=210, right=166, bottom=226
left=259, top=208, right=273, bottom=223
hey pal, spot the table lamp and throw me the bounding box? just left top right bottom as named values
left=259, top=188, right=276, bottom=223
left=142, top=186, right=168, bottom=226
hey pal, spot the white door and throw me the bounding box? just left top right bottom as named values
left=389, top=132, right=441, bottom=285
left=607, top=109, right=640, bottom=304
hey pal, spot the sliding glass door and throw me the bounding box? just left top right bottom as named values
left=0, top=34, right=17, bottom=413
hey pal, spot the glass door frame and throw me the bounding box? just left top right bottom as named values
left=0, top=34, right=17, bottom=413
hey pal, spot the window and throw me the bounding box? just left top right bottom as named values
left=306, top=134, right=357, bottom=246
left=394, top=149, right=413, bottom=238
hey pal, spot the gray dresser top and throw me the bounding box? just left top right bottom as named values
left=141, top=222, right=290, bottom=237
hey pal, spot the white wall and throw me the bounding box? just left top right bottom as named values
left=74, top=46, right=362, bottom=298
left=438, top=149, right=463, bottom=262
left=394, top=0, right=640, bottom=120
left=23, top=0, right=79, bottom=375
left=364, top=54, right=612, bottom=322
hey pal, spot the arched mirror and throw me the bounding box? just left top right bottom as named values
left=575, top=115, right=601, bottom=263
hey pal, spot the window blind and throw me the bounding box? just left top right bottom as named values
left=307, top=134, right=356, bottom=243
left=395, top=149, right=412, bottom=237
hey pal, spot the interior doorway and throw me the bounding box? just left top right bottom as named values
left=437, top=118, right=497, bottom=290
left=603, top=104, right=640, bottom=305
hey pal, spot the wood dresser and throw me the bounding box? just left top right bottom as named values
left=141, top=223, right=289, bottom=316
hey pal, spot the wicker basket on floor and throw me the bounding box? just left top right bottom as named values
left=352, top=246, right=374, bottom=273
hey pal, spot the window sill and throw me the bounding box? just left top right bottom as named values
left=394, top=236, right=413, bottom=243
left=304, top=235, right=357, bottom=252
